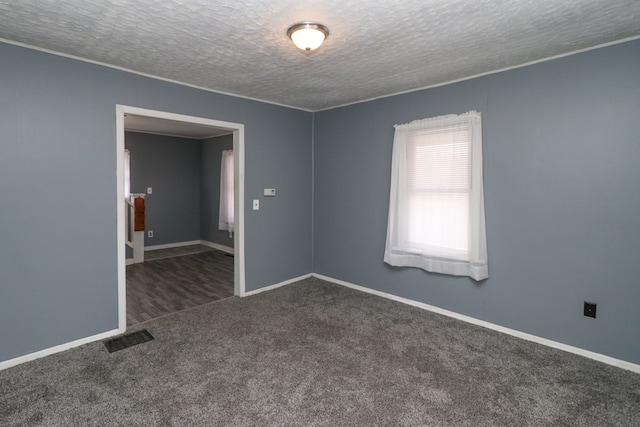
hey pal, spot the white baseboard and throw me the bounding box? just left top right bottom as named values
left=0, top=327, right=123, bottom=371
left=2, top=239, right=234, bottom=371
left=0, top=272, right=301, bottom=370
left=242, top=273, right=312, bottom=297
left=6, top=272, right=638, bottom=374
left=144, top=240, right=202, bottom=252
left=312, top=273, right=640, bottom=374
left=144, top=240, right=234, bottom=255
left=200, top=240, right=234, bottom=255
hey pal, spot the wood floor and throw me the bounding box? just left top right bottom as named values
left=126, top=246, right=234, bottom=325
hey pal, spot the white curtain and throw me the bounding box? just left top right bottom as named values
left=384, top=111, right=488, bottom=281
left=218, top=150, right=234, bottom=234
left=124, top=149, right=131, bottom=200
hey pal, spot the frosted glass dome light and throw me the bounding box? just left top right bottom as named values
left=287, top=22, right=329, bottom=52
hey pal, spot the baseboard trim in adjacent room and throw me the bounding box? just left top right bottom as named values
left=200, top=240, right=234, bottom=255
left=125, top=258, right=134, bottom=266
left=0, top=328, right=123, bottom=371
left=144, top=240, right=234, bottom=254
left=243, top=274, right=312, bottom=297
left=144, top=240, right=203, bottom=252
left=312, top=273, right=640, bottom=374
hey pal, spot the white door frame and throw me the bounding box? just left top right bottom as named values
left=115, top=105, right=246, bottom=332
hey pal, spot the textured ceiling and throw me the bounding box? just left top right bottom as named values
left=1, top=0, right=639, bottom=111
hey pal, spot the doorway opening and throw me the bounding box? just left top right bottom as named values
left=116, top=105, right=245, bottom=333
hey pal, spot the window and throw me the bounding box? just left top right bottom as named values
left=218, top=149, right=234, bottom=234
left=124, top=149, right=131, bottom=200
left=384, top=111, right=488, bottom=280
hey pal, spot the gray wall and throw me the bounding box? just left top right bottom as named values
left=313, top=39, right=640, bottom=364
left=0, top=42, right=312, bottom=363
left=2, top=37, right=638, bottom=367
left=201, top=134, right=235, bottom=248
left=125, top=131, right=236, bottom=250
left=125, top=131, right=202, bottom=246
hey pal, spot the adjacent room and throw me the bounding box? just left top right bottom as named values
left=1, top=1, right=639, bottom=425
left=123, top=117, right=236, bottom=325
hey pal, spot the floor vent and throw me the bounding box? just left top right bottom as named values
left=104, top=329, right=154, bottom=353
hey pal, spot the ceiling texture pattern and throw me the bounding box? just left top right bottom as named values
left=1, top=0, right=639, bottom=111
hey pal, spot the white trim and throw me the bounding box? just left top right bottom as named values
left=126, top=128, right=233, bottom=140
left=126, top=258, right=135, bottom=266
left=233, top=127, right=245, bottom=297
left=0, top=328, right=121, bottom=371
left=4, top=36, right=639, bottom=114
left=142, top=240, right=234, bottom=254
left=116, top=106, right=128, bottom=331
left=200, top=240, right=234, bottom=255
left=242, top=274, right=312, bottom=297
left=312, top=273, right=640, bottom=374
left=116, top=105, right=246, bottom=332
left=145, top=240, right=203, bottom=252
left=0, top=38, right=311, bottom=113
left=5, top=272, right=639, bottom=373
left=315, top=35, right=640, bottom=112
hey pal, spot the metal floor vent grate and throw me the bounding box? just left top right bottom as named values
left=104, top=329, right=154, bottom=353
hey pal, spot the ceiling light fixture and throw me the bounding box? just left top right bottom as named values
left=287, top=22, right=329, bottom=52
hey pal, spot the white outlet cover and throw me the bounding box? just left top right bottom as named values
left=253, top=200, right=259, bottom=210
left=147, top=187, right=153, bottom=194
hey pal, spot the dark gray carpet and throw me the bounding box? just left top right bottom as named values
left=1, top=278, right=639, bottom=426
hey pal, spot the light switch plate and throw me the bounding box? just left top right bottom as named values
left=253, top=199, right=259, bottom=210
left=263, top=188, right=276, bottom=196
left=147, top=187, right=153, bottom=194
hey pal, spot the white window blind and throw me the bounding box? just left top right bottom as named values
left=384, top=111, right=488, bottom=280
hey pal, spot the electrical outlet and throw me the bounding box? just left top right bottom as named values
left=147, top=187, right=153, bottom=194
left=584, top=302, right=596, bottom=318
left=148, top=230, right=154, bottom=238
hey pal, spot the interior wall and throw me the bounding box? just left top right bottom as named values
left=313, top=39, right=640, bottom=364
left=3, top=35, right=636, bottom=368
left=201, top=134, right=235, bottom=248
left=0, top=41, right=313, bottom=364
left=125, top=131, right=235, bottom=250
left=126, top=131, right=202, bottom=246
